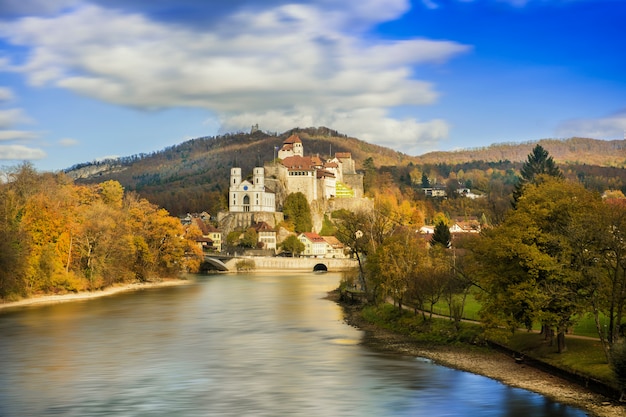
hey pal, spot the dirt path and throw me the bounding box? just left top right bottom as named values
left=333, top=295, right=625, bottom=417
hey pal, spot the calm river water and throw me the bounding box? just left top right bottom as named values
left=0, top=272, right=587, bottom=417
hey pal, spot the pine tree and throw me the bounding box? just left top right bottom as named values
left=513, top=144, right=563, bottom=204
left=431, top=220, right=451, bottom=248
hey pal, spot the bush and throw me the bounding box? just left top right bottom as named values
left=235, top=259, right=256, bottom=272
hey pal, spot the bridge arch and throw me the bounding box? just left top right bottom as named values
left=313, top=263, right=328, bottom=272
left=203, top=256, right=229, bottom=272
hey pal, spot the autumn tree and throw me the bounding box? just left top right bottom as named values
left=472, top=177, right=599, bottom=353
left=373, top=230, right=423, bottom=311
left=0, top=167, right=200, bottom=300
left=333, top=209, right=371, bottom=293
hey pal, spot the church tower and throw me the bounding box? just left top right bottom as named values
left=231, top=167, right=242, bottom=187
left=253, top=167, right=265, bottom=188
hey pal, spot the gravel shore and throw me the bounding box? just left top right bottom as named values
left=333, top=294, right=625, bottom=417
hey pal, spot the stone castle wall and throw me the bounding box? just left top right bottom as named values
left=217, top=211, right=285, bottom=237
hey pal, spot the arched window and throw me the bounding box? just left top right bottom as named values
left=243, top=195, right=250, bottom=212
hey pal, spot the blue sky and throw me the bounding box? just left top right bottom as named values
left=0, top=0, right=624, bottom=171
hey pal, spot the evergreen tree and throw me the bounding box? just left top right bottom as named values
left=513, top=144, right=563, bottom=204
left=431, top=220, right=451, bottom=248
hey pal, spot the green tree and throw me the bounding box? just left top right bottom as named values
left=431, top=220, right=451, bottom=248
left=421, top=173, right=430, bottom=188
left=373, top=230, right=422, bottom=311
left=240, top=228, right=258, bottom=248
left=283, top=192, right=312, bottom=233
left=513, top=145, right=563, bottom=204
left=362, top=157, right=377, bottom=193
left=472, top=177, right=599, bottom=352
left=280, top=235, right=304, bottom=256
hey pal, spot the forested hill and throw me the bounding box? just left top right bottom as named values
left=65, top=127, right=413, bottom=215
left=64, top=128, right=625, bottom=216
left=416, top=137, right=626, bottom=166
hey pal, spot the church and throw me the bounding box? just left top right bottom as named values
left=229, top=166, right=276, bottom=213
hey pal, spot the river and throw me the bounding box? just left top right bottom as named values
left=0, top=272, right=587, bottom=417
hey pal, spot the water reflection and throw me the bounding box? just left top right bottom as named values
left=0, top=273, right=586, bottom=417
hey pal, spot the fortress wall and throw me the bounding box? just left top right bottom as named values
left=342, top=173, right=365, bottom=199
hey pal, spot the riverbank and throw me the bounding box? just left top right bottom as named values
left=0, top=278, right=194, bottom=312
left=330, top=292, right=625, bottom=417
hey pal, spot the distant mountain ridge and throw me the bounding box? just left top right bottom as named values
left=416, top=137, right=626, bottom=166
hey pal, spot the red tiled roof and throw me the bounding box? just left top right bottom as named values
left=302, top=232, right=325, bottom=243
left=282, top=155, right=314, bottom=170
left=283, top=134, right=302, bottom=145
left=310, top=155, right=323, bottom=166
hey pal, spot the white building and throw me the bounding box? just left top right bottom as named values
left=277, top=134, right=304, bottom=159
left=229, top=167, right=275, bottom=213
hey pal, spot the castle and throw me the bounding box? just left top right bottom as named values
left=219, top=134, right=365, bottom=234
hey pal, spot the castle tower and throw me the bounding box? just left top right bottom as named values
left=293, top=139, right=303, bottom=157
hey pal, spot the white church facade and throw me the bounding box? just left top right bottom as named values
left=229, top=167, right=276, bottom=213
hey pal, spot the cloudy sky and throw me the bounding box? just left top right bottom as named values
left=0, top=0, right=624, bottom=171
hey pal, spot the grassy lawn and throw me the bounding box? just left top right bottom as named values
left=363, top=303, right=484, bottom=346
left=506, top=331, right=616, bottom=385
left=429, top=293, right=608, bottom=339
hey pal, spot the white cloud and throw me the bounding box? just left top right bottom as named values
left=556, top=109, right=626, bottom=139
left=0, top=130, right=39, bottom=141
left=219, top=107, right=449, bottom=155
left=59, top=137, right=79, bottom=146
left=0, top=3, right=470, bottom=152
left=0, top=144, right=46, bottom=160
left=0, top=108, right=32, bottom=128
left=0, top=87, right=14, bottom=102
